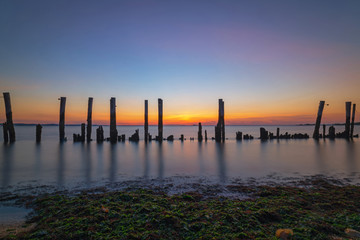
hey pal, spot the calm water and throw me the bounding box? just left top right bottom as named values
left=1, top=125, right=360, bottom=190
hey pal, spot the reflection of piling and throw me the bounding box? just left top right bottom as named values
left=110, top=97, right=117, bottom=143
left=313, top=100, right=325, bottom=139
left=36, top=124, right=42, bottom=142
left=198, top=122, right=203, bottom=142
left=3, top=92, right=16, bottom=142
left=144, top=100, right=148, bottom=142
left=59, top=97, right=66, bottom=142
left=345, top=101, right=351, bottom=139
left=215, top=99, right=225, bottom=142
left=350, top=104, right=356, bottom=138
left=323, top=124, right=326, bottom=138
left=87, top=97, right=93, bottom=142
left=276, top=128, right=280, bottom=139
left=158, top=98, right=163, bottom=142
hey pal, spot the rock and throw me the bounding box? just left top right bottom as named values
left=276, top=229, right=293, bottom=240
left=345, top=228, right=360, bottom=238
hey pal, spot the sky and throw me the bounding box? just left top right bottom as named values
left=0, top=0, right=359, bottom=125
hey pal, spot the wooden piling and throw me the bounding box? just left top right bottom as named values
left=205, top=130, right=208, bottom=142
left=329, top=126, right=335, bottom=139
left=96, top=126, right=104, bottom=143
left=236, top=131, right=242, bottom=141
left=345, top=101, right=351, bottom=138
left=313, top=100, right=325, bottom=139
left=276, top=128, right=280, bottom=139
left=220, top=99, right=225, bottom=142
left=59, top=97, right=66, bottom=142
left=81, top=123, right=85, bottom=142
left=87, top=97, right=93, bottom=142
left=350, top=104, right=356, bottom=138
left=3, top=92, right=16, bottom=142
left=198, top=122, right=203, bottom=142
left=158, top=98, right=163, bottom=142
left=322, top=124, right=326, bottom=138
left=180, top=134, right=184, bottom=141
left=215, top=99, right=225, bottom=142
left=36, top=124, right=42, bottom=142
left=144, top=100, right=148, bottom=142
left=3, top=122, right=8, bottom=143
left=110, top=97, right=117, bottom=143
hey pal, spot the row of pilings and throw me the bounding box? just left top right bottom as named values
left=1, top=92, right=358, bottom=143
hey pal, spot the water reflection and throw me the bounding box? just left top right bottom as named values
left=81, top=143, right=91, bottom=186
left=314, top=140, right=326, bottom=173
left=158, top=143, right=164, bottom=179
left=96, top=143, right=104, bottom=179
left=109, top=143, right=117, bottom=183
left=215, top=143, right=227, bottom=182
left=34, top=143, right=42, bottom=178
left=2, top=144, right=14, bottom=187
left=197, top=142, right=205, bottom=175
left=346, top=140, right=357, bottom=174
left=143, top=142, right=150, bottom=179
left=57, top=143, right=65, bottom=186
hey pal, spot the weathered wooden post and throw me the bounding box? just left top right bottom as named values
left=236, top=131, right=242, bottom=141
left=180, top=134, right=184, bottom=141
left=313, top=100, right=325, bottom=139
left=220, top=99, right=225, bottom=142
left=87, top=97, right=93, bottom=142
left=144, top=100, right=148, bottom=142
left=276, top=128, right=280, bottom=139
left=205, top=130, right=208, bottom=142
left=81, top=123, right=85, bottom=142
left=215, top=99, right=225, bottom=142
left=3, top=122, right=8, bottom=143
left=345, top=101, right=351, bottom=139
left=110, top=97, right=117, bottom=143
left=59, top=97, right=66, bottom=142
left=158, top=98, right=163, bottom=142
left=350, top=104, right=356, bottom=138
left=3, top=92, right=16, bottom=142
left=36, top=124, right=42, bottom=143
left=198, top=122, right=203, bottom=142
left=96, top=126, right=104, bottom=143
left=260, top=127, right=269, bottom=140
left=322, top=124, right=326, bottom=138
left=329, top=126, right=335, bottom=139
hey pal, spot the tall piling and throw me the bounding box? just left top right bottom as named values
left=215, top=99, right=225, bottom=142
left=3, top=92, right=16, bottom=142
left=313, top=100, right=325, bottom=139
left=81, top=123, right=86, bottom=142
left=59, top=97, right=66, bottom=142
left=323, top=124, right=326, bottom=138
left=87, top=97, right=93, bottom=142
left=198, top=122, right=203, bottom=142
left=350, top=104, right=356, bottom=138
left=36, top=124, right=42, bottom=143
left=158, top=98, right=163, bottom=142
left=276, top=128, right=280, bottom=139
left=110, top=97, right=117, bottom=143
left=205, top=130, right=208, bottom=142
left=3, top=123, right=8, bottom=143
left=345, top=102, right=352, bottom=138
left=144, top=100, right=148, bottom=142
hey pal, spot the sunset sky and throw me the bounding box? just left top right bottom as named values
left=1, top=0, right=359, bottom=125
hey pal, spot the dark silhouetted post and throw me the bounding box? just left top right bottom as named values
left=180, top=134, right=184, bottom=141
left=3, top=92, right=15, bottom=142
left=87, top=97, right=93, bottom=142
left=345, top=101, right=351, bottom=139
left=313, top=100, right=325, bottom=139
left=215, top=99, right=225, bottom=142
left=81, top=123, right=85, bottom=142
left=198, top=122, right=203, bottom=142
left=3, top=123, right=8, bottom=143
left=59, top=97, right=66, bottom=142
left=158, top=98, right=163, bottom=142
left=350, top=104, right=356, bottom=138
left=322, top=124, right=326, bottom=138
left=236, top=131, right=242, bottom=141
left=110, top=97, right=118, bottom=143
left=36, top=124, right=42, bottom=143
left=329, top=126, right=335, bottom=139
left=260, top=127, right=269, bottom=140
left=96, top=126, right=104, bottom=142
left=220, top=99, right=225, bottom=142
left=276, top=128, right=280, bottom=139
left=205, top=130, right=208, bottom=142
left=144, top=100, right=148, bottom=142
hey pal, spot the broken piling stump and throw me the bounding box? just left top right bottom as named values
left=129, top=129, right=140, bottom=142
left=260, top=127, right=269, bottom=140
left=96, top=126, right=104, bottom=143
left=36, top=124, right=42, bottom=143
left=158, top=98, right=163, bottom=142
left=87, top=97, right=93, bottom=142
left=329, top=126, right=335, bottom=139
left=313, top=100, right=325, bottom=139
left=110, top=97, right=118, bottom=143
left=276, top=128, right=280, bottom=139
left=205, top=130, right=207, bottom=142
left=345, top=101, right=351, bottom=139
left=59, top=97, right=66, bottom=142
left=3, top=92, right=16, bottom=142
left=180, top=134, right=184, bottom=141
left=167, top=135, right=174, bottom=141
left=236, top=131, right=242, bottom=141
left=323, top=124, right=326, bottom=139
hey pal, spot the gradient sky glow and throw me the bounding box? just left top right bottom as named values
left=1, top=0, right=359, bottom=125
